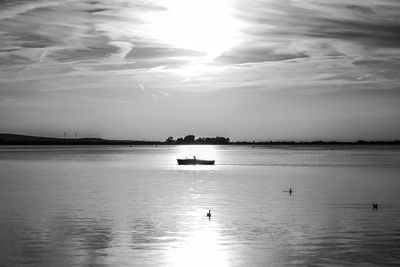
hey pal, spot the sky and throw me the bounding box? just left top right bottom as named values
left=0, top=0, right=400, bottom=141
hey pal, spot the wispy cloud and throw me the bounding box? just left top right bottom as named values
left=0, top=0, right=400, bottom=139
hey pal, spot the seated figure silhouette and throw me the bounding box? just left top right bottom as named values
left=207, top=210, right=211, bottom=220
left=373, top=203, right=378, bottom=210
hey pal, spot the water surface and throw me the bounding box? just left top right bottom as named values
left=1, top=145, right=400, bottom=266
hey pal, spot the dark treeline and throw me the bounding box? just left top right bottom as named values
left=234, top=140, right=400, bottom=145
left=1, top=133, right=400, bottom=146
left=164, top=135, right=400, bottom=145
left=165, top=135, right=230, bottom=145
left=0, top=134, right=161, bottom=145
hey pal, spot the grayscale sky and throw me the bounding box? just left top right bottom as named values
left=0, top=0, right=400, bottom=141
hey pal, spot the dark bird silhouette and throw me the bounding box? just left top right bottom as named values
left=373, top=203, right=378, bottom=210
left=283, top=188, right=293, bottom=195
left=207, top=210, right=211, bottom=220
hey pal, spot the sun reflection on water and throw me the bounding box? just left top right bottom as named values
left=166, top=217, right=229, bottom=267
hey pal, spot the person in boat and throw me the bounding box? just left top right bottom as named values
left=373, top=203, right=378, bottom=210
left=289, top=188, right=292, bottom=195
left=207, top=210, right=211, bottom=220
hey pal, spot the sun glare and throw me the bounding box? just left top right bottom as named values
left=147, top=0, right=241, bottom=62
left=168, top=229, right=229, bottom=267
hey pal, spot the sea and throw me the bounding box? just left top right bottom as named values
left=0, top=145, right=399, bottom=266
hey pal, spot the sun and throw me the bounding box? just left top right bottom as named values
left=147, top=0, right=241, bottom=62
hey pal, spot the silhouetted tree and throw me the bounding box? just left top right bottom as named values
left=184, top=135, right=195, bottom=143
left=165, top=136, right=174, bottom=144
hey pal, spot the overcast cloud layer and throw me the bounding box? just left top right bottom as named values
left=0, top=0, right=399, bottom=140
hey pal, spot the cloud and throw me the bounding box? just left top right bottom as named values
left=306, top=18, right=400, bottom=48
left=236, top=0, right=400, bottom=50
left=1, top=0, right=400, bottom=139
left=215, top=45, right=308, bottom=64
left=0, top=0, right=72, bottom=21
left=126, top=45, right=206, bottom=60
left=345, top=4, right=374, bottom=15
left=51, top=43, right=120, bottom=63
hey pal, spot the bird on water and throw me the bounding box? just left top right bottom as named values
left=283, top=188, right=293, bottom=195
left=207, top=210, right=211, bottom=220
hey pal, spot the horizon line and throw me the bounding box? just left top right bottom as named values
left=1, top=132, right=399, bottom=144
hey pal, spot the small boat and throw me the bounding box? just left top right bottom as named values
left=177, top=158, right=215, bottom=165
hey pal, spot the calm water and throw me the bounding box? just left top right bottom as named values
left=1, top=145, right=400, bottom=266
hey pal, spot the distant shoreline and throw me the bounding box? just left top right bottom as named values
left=1, top=133, right=399, bottom=146
left=0, top=133, right=162, bottom=146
